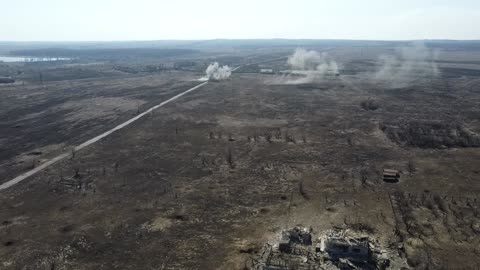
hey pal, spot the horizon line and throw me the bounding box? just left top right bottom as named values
left=1, top=38, right=480, bottom=43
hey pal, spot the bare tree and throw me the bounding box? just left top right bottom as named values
left=360, top=168, right=368, bottom=186
left=74, top=168, right=80, bottom=178
left=274, top=128, right=282, bottom=139
left=253, top=132, right=259, bottom=142
left=265, top=132, right=273, bottom=143
left=298, top=180, right=310, bottom=200
left=70, top=148, right=76, bottom=160
left=226, top=148, right=235, bottom=169
left=201, top=155, right=208, bottom=167
left=408, top=160, right=416, bottom=175
left=347, top=136, right=354, bottom=146
left=285, top=131, right=296, bottom=143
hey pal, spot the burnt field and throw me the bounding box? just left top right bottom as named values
left=1, top=43, right=480, bottom=269
left=0, top=72, right=202, bottom=182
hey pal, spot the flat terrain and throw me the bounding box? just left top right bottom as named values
left=0, top=72, right=201, bottom=182
left=1, top=42, right=480, bottom=269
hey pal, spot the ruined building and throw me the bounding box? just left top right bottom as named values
left=320, top=235, right=371, bottom=262
left=246, top=227, right=402, bottom=270
left=278, top=226, right=312, bottom=253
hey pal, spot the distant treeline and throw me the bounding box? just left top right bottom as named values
left=176, top=39, right=480, bottom=50
left=9, top=48, right=199, bottom=59
left=4, top=40, right=480, bottom=57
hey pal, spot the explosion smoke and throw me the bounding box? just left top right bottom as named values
left=374, top=42, right=440, bottom=88
left=283, top=48, right=339, bottom=84
left=204, top=62, right=232, bottom=81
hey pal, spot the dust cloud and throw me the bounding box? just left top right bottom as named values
left=201, top=62, right=232, bottom=81
left=374, top=42, right=440, bottom=88
left=281, top=48, right=339, bottom=84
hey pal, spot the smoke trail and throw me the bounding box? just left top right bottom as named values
left=282, top=49, right=339, bottom=84
left=374, top=42, right=440, bottom=88
left=203, top=62, right=232, bottom=81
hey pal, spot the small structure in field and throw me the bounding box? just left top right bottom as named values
left=260, top=68, right=274, bottom=74
left=383, top=169, right=400, bottom=183
left=0, top=77, right=15, bottom=84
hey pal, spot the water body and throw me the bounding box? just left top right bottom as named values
left=0, top=56, right=71, bottom=62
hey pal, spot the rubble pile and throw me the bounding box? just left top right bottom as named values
left=246, top=226, right=407, bottom=270
left=279, top=226, right=312, bottom=253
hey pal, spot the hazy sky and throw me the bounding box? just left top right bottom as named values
left=1, top=0, right=479, bottom=41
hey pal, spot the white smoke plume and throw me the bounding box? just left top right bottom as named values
left=203, top=62, right=232, bottom=81
left=374, top=42, right=440, bottom=88
left=282, top=48, right=339, bottom=84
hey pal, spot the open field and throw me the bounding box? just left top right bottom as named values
left=1, top=41, right=480, bottom=269
left=0, top=72, right=203, bottom=182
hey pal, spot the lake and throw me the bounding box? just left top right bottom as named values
left=0, top=56, right=71, bottom=62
